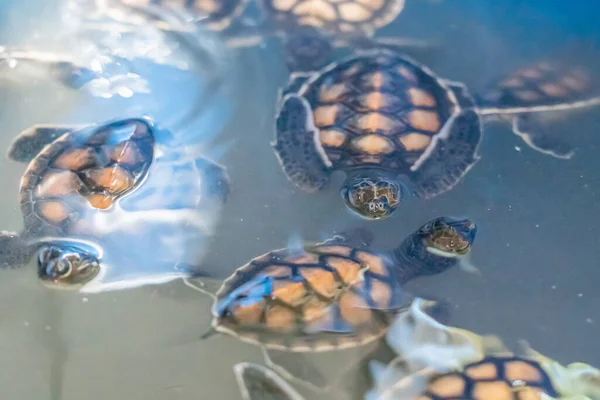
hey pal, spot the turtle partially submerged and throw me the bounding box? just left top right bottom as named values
left=272, top=49, right=600, bottom=220
left=366, top=298, right=600, bottom=400
left=0, top=116, right=229, bottom=292
left=187, top=216, right=477, bottom=352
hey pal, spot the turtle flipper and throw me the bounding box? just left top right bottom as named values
left=8, top=125, right=85, bottom=163
left=351, top=36, right=437, bottom=53
left=0, top=231, right=33, bottom=268
left=234, top=362, right=306, bottom=400
left=196, top=157, right=231, bottom=203
left=272, top=95, right=331, bottom=192
left=410, top=110, right=482, bottom=199
left=512, top=115, right=574, bottom=159
left=320, top=227, right=374, bottom=248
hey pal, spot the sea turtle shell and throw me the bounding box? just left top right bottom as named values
left=366, top=298, right=600, bottom=400
left=478, top=61, right=600, bottom=113
left=19, top=118, right=154, bottom=238
left=119, top=0, right=249, bottom=31
left=257, top=0, right=406, bottom=36
left=294, top=52, right=458, bottom=169
left=421, top=355, right=559, bottom=400
left=212, top=243, right=405, bottom=352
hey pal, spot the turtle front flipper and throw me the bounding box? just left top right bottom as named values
left=8, top=124, right=87, bottom=163
left=273, top=95, right=331, bottom=192
left=512, top=114, right=574, bottom=159
left=0, top=231, right=34, bottom=268
left=410, top=110, right=481, bottom=199
left=195, top=157, right=231, bottom=203
left=234, top=362, right=306, bottom=400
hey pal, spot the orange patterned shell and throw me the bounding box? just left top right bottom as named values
left=479, top=62, right=598, bottom=110
left=420, top=355, right=558, bottom=400
left=19, top=119, right=155, bottom=236
left=212, top=243, right=406, bottom=351
left=258, top=0, right=405, bottom=35
left=297, top=53, right=458, bottom=170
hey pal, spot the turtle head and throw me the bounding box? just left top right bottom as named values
left=420, top=217, right=477, bottom=257
left=341, top=175, right=402, bottom=220
left=37, top=245, right=101, bottom=290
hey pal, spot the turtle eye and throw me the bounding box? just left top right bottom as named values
left=47, top=258, right=73, bottom=280
left=368, top=203, right=376, bottom=211
left=377, top=202, right=385, bottom=210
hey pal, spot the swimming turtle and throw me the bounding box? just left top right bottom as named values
left=476, top=60, right=600, bottom=159
left=101, top=0, right=426, bottom=73
left=0, top=116, right=229, bottom=292
left=234, top=362, right=306, bottom=400
left=366, top=298, right=600, bottom=400
left=185, top=216, right=477, bottom=353
left=273, top=49, right=600, bottom=220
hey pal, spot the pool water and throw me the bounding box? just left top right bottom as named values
left=0, top=0, right=599, bottom=399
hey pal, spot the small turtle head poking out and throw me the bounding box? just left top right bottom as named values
left=37, top=245, right=100, bottom=289
left=341, top=175, right=402, bottom=220
left=421, top=217, right=477, bottom=257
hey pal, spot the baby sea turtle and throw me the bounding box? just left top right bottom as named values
left=366, top=298, right=600, bottom=400
left=477, top=60, right=600, bottom=158
left=273, top=49, right=600, bottom=220
left=0, top=116, right=229, bottom=292
left=235, top=362, right=305, bottom=400
left=105, top=0, right=425, bottom=73
left=186, top=216, right=477, bottom=352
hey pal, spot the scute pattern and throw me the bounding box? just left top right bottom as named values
left=423, top=356, right=559, bottom=399
left=20, top=120, right=155, bottom=234
left=258, top=0, right=405, bottom=35
left=299, top=54, right=455, bottom=168
left=480, top=62, right=598, bottom=110
left=213, top=244, right=404, bottom=351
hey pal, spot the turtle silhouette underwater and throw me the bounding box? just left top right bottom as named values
left=366, top=298, right=600, bottom=400
left=96, top=0, right=428, bottom=73
left=272, top=49, right=600, bottom=220
left=185, top=216, right=478, bottom=353
left=0, top=116, right=229, bottom=293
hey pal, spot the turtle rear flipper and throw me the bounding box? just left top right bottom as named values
left=272, top=95, right=331, bottom=192
left=410, top=110, right=482, bottom=199
left=513, top=115, right=574, bottom=159
left=0, top=231, right=33, bottom=268
left=8, top=125, right=85, bottom=163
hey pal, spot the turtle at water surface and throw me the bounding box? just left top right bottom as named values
left=366, top=298, right=600, bottom=400
left=273, top=49, right=600, bottom=220
left=0, top=116, right=229, bottom=292
left=186, top=216, right=477, bottom=352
